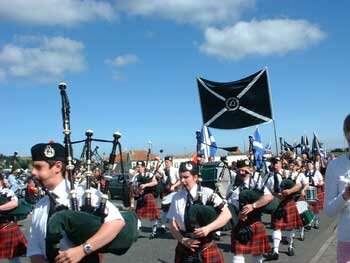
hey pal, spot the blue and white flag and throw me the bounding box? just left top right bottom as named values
left=264, top=141, right=272, bottom=151
left=199, top=125, right=217, bottom=160
left=312, top=132, right=326, bottom=158
left=253, top=127, right=265, bottom=169
left=301, top=135, right=310, bottom=154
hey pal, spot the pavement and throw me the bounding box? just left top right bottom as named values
left=0, top=199, right=339, bottom=263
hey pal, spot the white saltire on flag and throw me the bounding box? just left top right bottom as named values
left=199, top=125, right=217, bottom=160
left=253, top=127, right=265, bottom=169
left=312, top=132, right=326, bottom=158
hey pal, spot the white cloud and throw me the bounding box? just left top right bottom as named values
left=117, top=0, right=254, bottom=26
left=0, top=0, right=116, bottom=26
left=199, top=19, right=327, bottom=60
left=0, top=36, right=86, bottom=82
left=106, top=54, right=139, bottom=67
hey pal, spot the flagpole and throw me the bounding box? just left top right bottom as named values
left=266, top=67, right=279, bottom=156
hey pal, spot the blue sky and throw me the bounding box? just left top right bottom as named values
left=0, top=0, right=349, bottom=157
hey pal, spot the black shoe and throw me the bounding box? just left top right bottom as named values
left=305, top=225, right=312, bottom=230
left=288, top=247, right=295, bottom=256
left=266, top=251, right=279, bottom=260
left=149, top=233, right=157, bottom=239
left=314, top=224, right=320, bottom=229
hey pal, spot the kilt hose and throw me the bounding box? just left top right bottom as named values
left=0, top=222, right=27, bottom=259
left=231, top=221, right=270, bottom=255
left=271, top=199, right=303, bottom=230
left=308, top=187, right=324, bottom=213
left=175, top=241, right=224, bottom=263
left=136, top=193, right=160, bottom=220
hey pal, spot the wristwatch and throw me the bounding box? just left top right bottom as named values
left=82, top=243, right=93, bottom=255
left=252, top=203, right=257, bottom=209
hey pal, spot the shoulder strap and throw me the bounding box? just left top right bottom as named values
left=273, top=172, right=280, bottom=193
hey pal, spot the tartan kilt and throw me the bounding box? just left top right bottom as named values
left=175, top=241, right=224, bottom=263
left=136, top=193, right=160, bottom=220
left=317, top=187, right=324, bottom=210
left=271, top=199, right=303, bottom=230
left=231, top=221, right=270, bottom=255
left=0, top=222, right=27, bottom=259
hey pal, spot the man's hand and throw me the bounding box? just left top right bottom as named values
left=181, top=238, right=200, bottom=252
left=282, top=189, right=291, bottom=197
left=139, top=184, right=146, bottom=190
left=241, top=204, right=254, bottom=216
left=55, top=246, right=85, bottom=263
left=193, top=226, right=210, bottom=238
left=238, top=211, right=248, bottom=221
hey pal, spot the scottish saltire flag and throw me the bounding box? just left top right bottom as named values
left=301, top=135, right=310, bottom=154
left=283, top=140, right=294, bottom=151
left=312, top=132, right=326, bottom=158
left=305, top=135, right=310, bottom=153
left=264, top=141, right=272, bottom=151
left=253, top=127, right=265, bottom=169
left=199, top=125, right=217, bottom=160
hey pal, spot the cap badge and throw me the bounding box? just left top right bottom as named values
left=185, top=163, right=193, bottom=170
left=44, top=145, right=55, bottom=158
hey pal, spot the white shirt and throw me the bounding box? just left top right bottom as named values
left=305, top=169, right=323, bottom=186
left=166, top=184, right=223, bottom=231
left=263, top=170, right=285, bottom=193
left=0, top=186, right=18, bottom=202
left=26, top=179, right=123, bottom=259
left=226, top=174, right=271, bottom=210
left=252, top=171, right=265, bottom=189
left=161, top=166, right=179, bottom=185
left=289, top=171, right=308, bottom=185
left=324, top=154, right=350, bottom=242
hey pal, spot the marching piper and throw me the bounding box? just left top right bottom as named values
left=27, top=142, right=125, bottom=263
left=288, top=160, right=309, bottom=240
left=133, top=161, right=160, bottom=239
left=167, top=161, right=232, bottom=263
left=264, top=157, right=303, bottom=260
left=226, top=159, right=273, bottom=263
left=156, top=156, right=181, bottom=233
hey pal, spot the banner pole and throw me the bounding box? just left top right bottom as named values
left=273, top=120, right=279, bottom=156
left=266, top=67, right=279, bottom=156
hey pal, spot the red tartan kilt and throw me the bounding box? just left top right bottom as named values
left=317, top=188, right=324, bottom=210
left=175, top=241, right=224, bottom=263
left=271, top=200, right=303, bottom=230
left=231, top=221, right=270, bottom=255
left=136, top=193, right=160, bottom=220
left=0, top=222, right=27, bottom=259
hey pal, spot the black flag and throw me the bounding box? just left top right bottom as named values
left=197, top=68, right=273, bottom=129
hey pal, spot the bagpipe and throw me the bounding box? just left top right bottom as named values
left=185, top=178, right=297, bottom=235
left=0, top=195, right=32, bottom=222
left=45, top=83, right=138, bottom=262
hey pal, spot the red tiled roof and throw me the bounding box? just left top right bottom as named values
left=114, top=150, right=159, bottom=163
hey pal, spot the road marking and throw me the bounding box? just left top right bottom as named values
left=309, top=227, right=337, bottom=263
